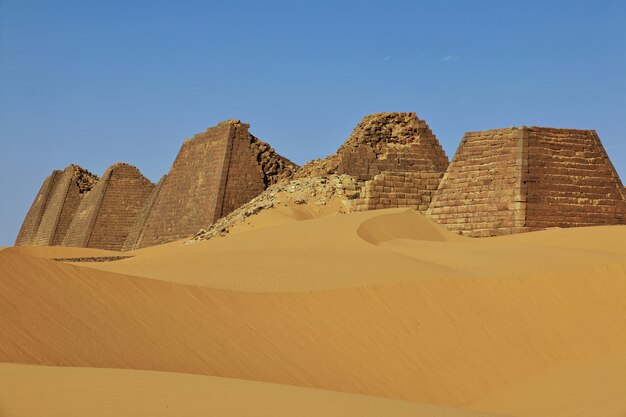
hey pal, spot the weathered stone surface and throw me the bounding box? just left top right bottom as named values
left=121, top=175, right=167, bottom=251
left=61, top=163, right=155, bottom=250
left=427, top=126, right=626, bottom=236
left=133, top=120, right=297, bottom=249
left=15, top=165, right=98, bottom=246
left=296, top=112, right=449, bottom=214
left=189, top=175, right=361, bottom=242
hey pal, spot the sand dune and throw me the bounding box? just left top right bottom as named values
left=2, top=240, right=626, bottom=410
left=66, top=209, right=626, bottom=294
left=74, top=209, right=463, bottom=291
left=491, top=224, right=626, bottom=255
left=470, top=356, right=626, bottom=417
left=0, top=363, right=505, bottom=417
left=2, top=209, right=626, bottom=416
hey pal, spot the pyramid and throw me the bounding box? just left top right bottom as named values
left=125, top=120, right=297, bottom=250
left=297, top=112, right=449, bottom=213
left=427, top=126, right=626, bottom=236
left=15, top=165, right=98, bottom=246
left=61, top=163, right=155, bottom=250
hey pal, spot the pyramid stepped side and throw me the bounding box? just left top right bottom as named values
left=427, top=128, right=528, bottom=237
left=525, top=127, right=626, bottom=228
left=122, top=175, right=167, bottom=252
left=134, top=120, right=296, bottom=249
left=427, top=126, right=626, bottom=237
left=16, top=165, right=98, bottom=246
left=351, top=171, right=444, bottom=213
left=61, top=163, right=154, bottom=250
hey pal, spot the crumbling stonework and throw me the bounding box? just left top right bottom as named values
left=427, top=127, right=626, bottom=236
left=295, top=113, right=449, bottom=214
left=61, top=163, right=155, bottom=250
left=133, top=120, right=297, bottom=249
left=15, top=165, right=98, bottom=246
left=189, top=175, right=361, bottom=242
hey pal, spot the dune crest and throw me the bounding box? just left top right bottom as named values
left=356, top=209, right=464, bottom=244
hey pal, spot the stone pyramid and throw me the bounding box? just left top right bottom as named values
left=427, top=126, right=626, bottom=236
left=15, top=164, right=98, bottom=246
left=123, top=120, right=297, bottom=250
left=61, top=163, right=155, bottom=250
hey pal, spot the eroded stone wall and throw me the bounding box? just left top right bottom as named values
left=337, top=112, right=448, bottom=181
left=62, top=163, right=154, bottom=250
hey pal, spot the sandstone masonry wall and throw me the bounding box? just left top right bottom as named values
left=16, top=165, right=98, bottom=246
left=135, top=122, right=234, bottom=248
left=427, top=126, right=626, bottom=236
left=122, top=175, right=167, bottom=251
left=427, top=128, right=527, bottom=237
left=15, top=174, right=56, bottom=245
left=524, top=127, right=626, bottom=227
left=352, top=171, right=443, bottom=214
left=62, top=163, right=154, bottom=250
left=220, top=126, right=267, bottom=217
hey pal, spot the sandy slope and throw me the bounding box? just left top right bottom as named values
left=491, top=224, right=626, bottom=255
left=2, top=209, right=626, bottom=416
left=0, top=363, right=504, bottom=417
left=51, top=209, right=626, bottom=294
left=470, top=356, right=626, bottom=417
left=1, top=247, right=626, bottom=409
left=5, top=245, right=123, bottom=259
left=72, top=209, right=464, bottom=291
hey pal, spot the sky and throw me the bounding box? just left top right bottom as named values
left=0, top=0, right=625, bottom=246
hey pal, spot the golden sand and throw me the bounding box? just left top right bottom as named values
left=1, top=207, right=625, bottom=416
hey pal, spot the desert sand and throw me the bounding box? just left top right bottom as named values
left=0, top=363, right=503, bottom=417
left=2, top=206, right=626, bottom=416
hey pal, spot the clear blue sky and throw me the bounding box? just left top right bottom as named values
left=1, top=0, right=625, bottom=246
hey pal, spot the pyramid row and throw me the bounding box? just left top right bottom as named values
left=16, top=113, right=626, bottom=249
left=16, top=120, right=297, bottom=250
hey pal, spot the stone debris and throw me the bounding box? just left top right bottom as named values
left=188, top=175, right=362, bottom=242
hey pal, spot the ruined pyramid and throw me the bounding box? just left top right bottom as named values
left=299, top=112, right=449, bottom=213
